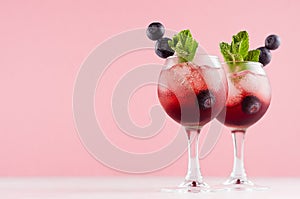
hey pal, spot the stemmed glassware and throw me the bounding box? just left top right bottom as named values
left=157, top=54, right=228, bottom=193
left=216, top=61, right=271, bottom=191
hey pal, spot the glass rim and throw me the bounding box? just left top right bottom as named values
left=166, top=54, right=219, bottom=61
left=222, top=61, right=266, bottom=75
left=222, top=61, right=263, bottom=67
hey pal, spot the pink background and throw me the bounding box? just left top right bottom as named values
left=0, top=0, right=299, bottom=177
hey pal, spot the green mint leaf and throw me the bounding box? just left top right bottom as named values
left=231, top=31, right=249, bottom=60
left=168, top=30, right=198, bottom=62
left=168, top=35, right=179, bottom=48
left=233, top=54, right=244, bottom=61
left=220, top=42, right=234, bottom=62
left=244, top=49, right=260, bottom=62
left=220, top=31, right=249, bottom=63
left=219, top=30, right=261, bottom=72
left=230, top=40, right=238, bottom=54
left=237, top=31, right=249, bottom=58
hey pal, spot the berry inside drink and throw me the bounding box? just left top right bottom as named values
left=217, top=69, right=271, bottom=129
left=158, top=60, right=227, bottom=127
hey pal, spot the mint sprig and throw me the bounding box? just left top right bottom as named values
left=219, top=31, right=260, bottom=65
left=244, top=50, right=260, bottom=61
left=168, top=30, right=198, bottom=62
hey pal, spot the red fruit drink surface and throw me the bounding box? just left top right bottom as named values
left=158, top=61, right=227, bottom=127
left=217, top=70, right=271, bottom=129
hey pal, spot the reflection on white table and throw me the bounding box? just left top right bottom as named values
left=0, top=177, right=299, bottom=199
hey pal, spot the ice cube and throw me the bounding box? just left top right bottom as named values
left=202, top=67, right=223, bottom=91
left=239, top=72, right=271, bottom=100
left=238, top=71, right=260, bottom=93
left=227, top=75, right=243, bottom=105
left=185, top=67, right=206, bottom=93
left=172, top=63, right=192, bottom=78
left=162, top=63, right=193, bottom=98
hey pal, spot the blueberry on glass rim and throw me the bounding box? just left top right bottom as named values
left=146, top=22, right=165, bottom=41
left=241, top=95, right=261, bottom=114
left=257, top=46, right=272, bottom=66
left=265, top=34, right=281, bottom=50
left=155, top=37, right=175, bottom=58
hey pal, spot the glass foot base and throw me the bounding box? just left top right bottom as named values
left=212, top=178, right=269, bottom=192
left=161, top=180, right=209, bottom=193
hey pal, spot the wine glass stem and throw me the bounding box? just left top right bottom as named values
left=184, top=128, right=203, bottom=183
left=230, top=130, right=247, bottom=180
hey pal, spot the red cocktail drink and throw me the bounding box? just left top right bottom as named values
left=218, top=69, right=271, bottom=129
left=158, top=57, right=227, bottom=127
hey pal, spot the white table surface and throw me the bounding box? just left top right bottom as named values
left=0, top=177, right=299, bottom=199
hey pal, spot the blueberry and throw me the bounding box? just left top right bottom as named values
left=241, top=95, right=261, bottom=114
left=196, top=90, right=216, bottom=110
left=257, top=47, right=272, bottom=66
left=155, top=37, right=175, bottom=58
left=265, top=34, right=281, bottom=50
left=146, top=22, right=165, bottom=41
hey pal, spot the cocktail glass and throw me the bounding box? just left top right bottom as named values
left=157, top=54, right=227, bottom=193
left=216, top=61, right=271, bottom=191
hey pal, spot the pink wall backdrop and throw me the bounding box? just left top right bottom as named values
left=0, top=0, right=299, bottom=176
